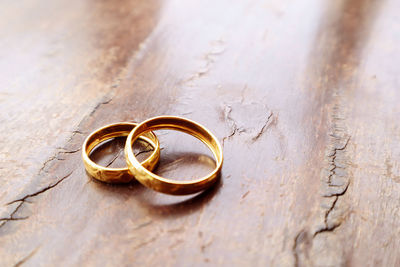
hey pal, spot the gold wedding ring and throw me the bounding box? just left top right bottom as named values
left=125, top=116, right=223, bottom=195
left=82, top=122, right=160, bottom=183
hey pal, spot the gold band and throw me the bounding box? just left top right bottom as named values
left=124, top=116, right=223, bottom=195
left=82, top=122, right=160, bottom=183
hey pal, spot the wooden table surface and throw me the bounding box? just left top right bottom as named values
left=1, top=0, right=400, bottom=266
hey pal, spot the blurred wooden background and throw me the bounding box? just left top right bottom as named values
left=1, top=0, right=400, bottom=266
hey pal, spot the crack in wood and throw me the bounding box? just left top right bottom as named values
left=1, top=171, right=73, bottom=229
left=221, top=103, right=275, bottom=146
left=252, top=112, right=274, bottom=142
left=327, top=137, right=350, bottom=185
left=222, top=104, right=239, bottom=145
left=292, top=229, right=311, bottom=267
left=293, top=231, right=301, bottom=267
left=14, top=246, right=40, bottom=267
left=88, top=95, right=114, bottom=118
left=293, top=124, right=351, bottom=266
left=0, top=202, right=27, bottom=227
left=39, top=146, right=81, bottom=175
left=58, top=148, right=81, bottom=154
left=7, top=172, right=73, bottom=206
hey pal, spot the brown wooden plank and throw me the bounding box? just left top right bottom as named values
left=1, top=0, right=400, bottom=266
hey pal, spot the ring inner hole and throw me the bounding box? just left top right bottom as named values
left=90, top=136, right=154, bottom=168
left=134, top=129, right=216, bottom=181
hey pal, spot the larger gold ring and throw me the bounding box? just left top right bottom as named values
left=124, top=116, right=223, bottom=195
left=82, top=122, right=160, bottom=183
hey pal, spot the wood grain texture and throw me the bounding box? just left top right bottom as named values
left=1, top=0, right=400, bottom=266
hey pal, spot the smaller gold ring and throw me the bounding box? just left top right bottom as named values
left=125, top=116, right=223, bottom=195
left=82, top=122, right=160, bottom=183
